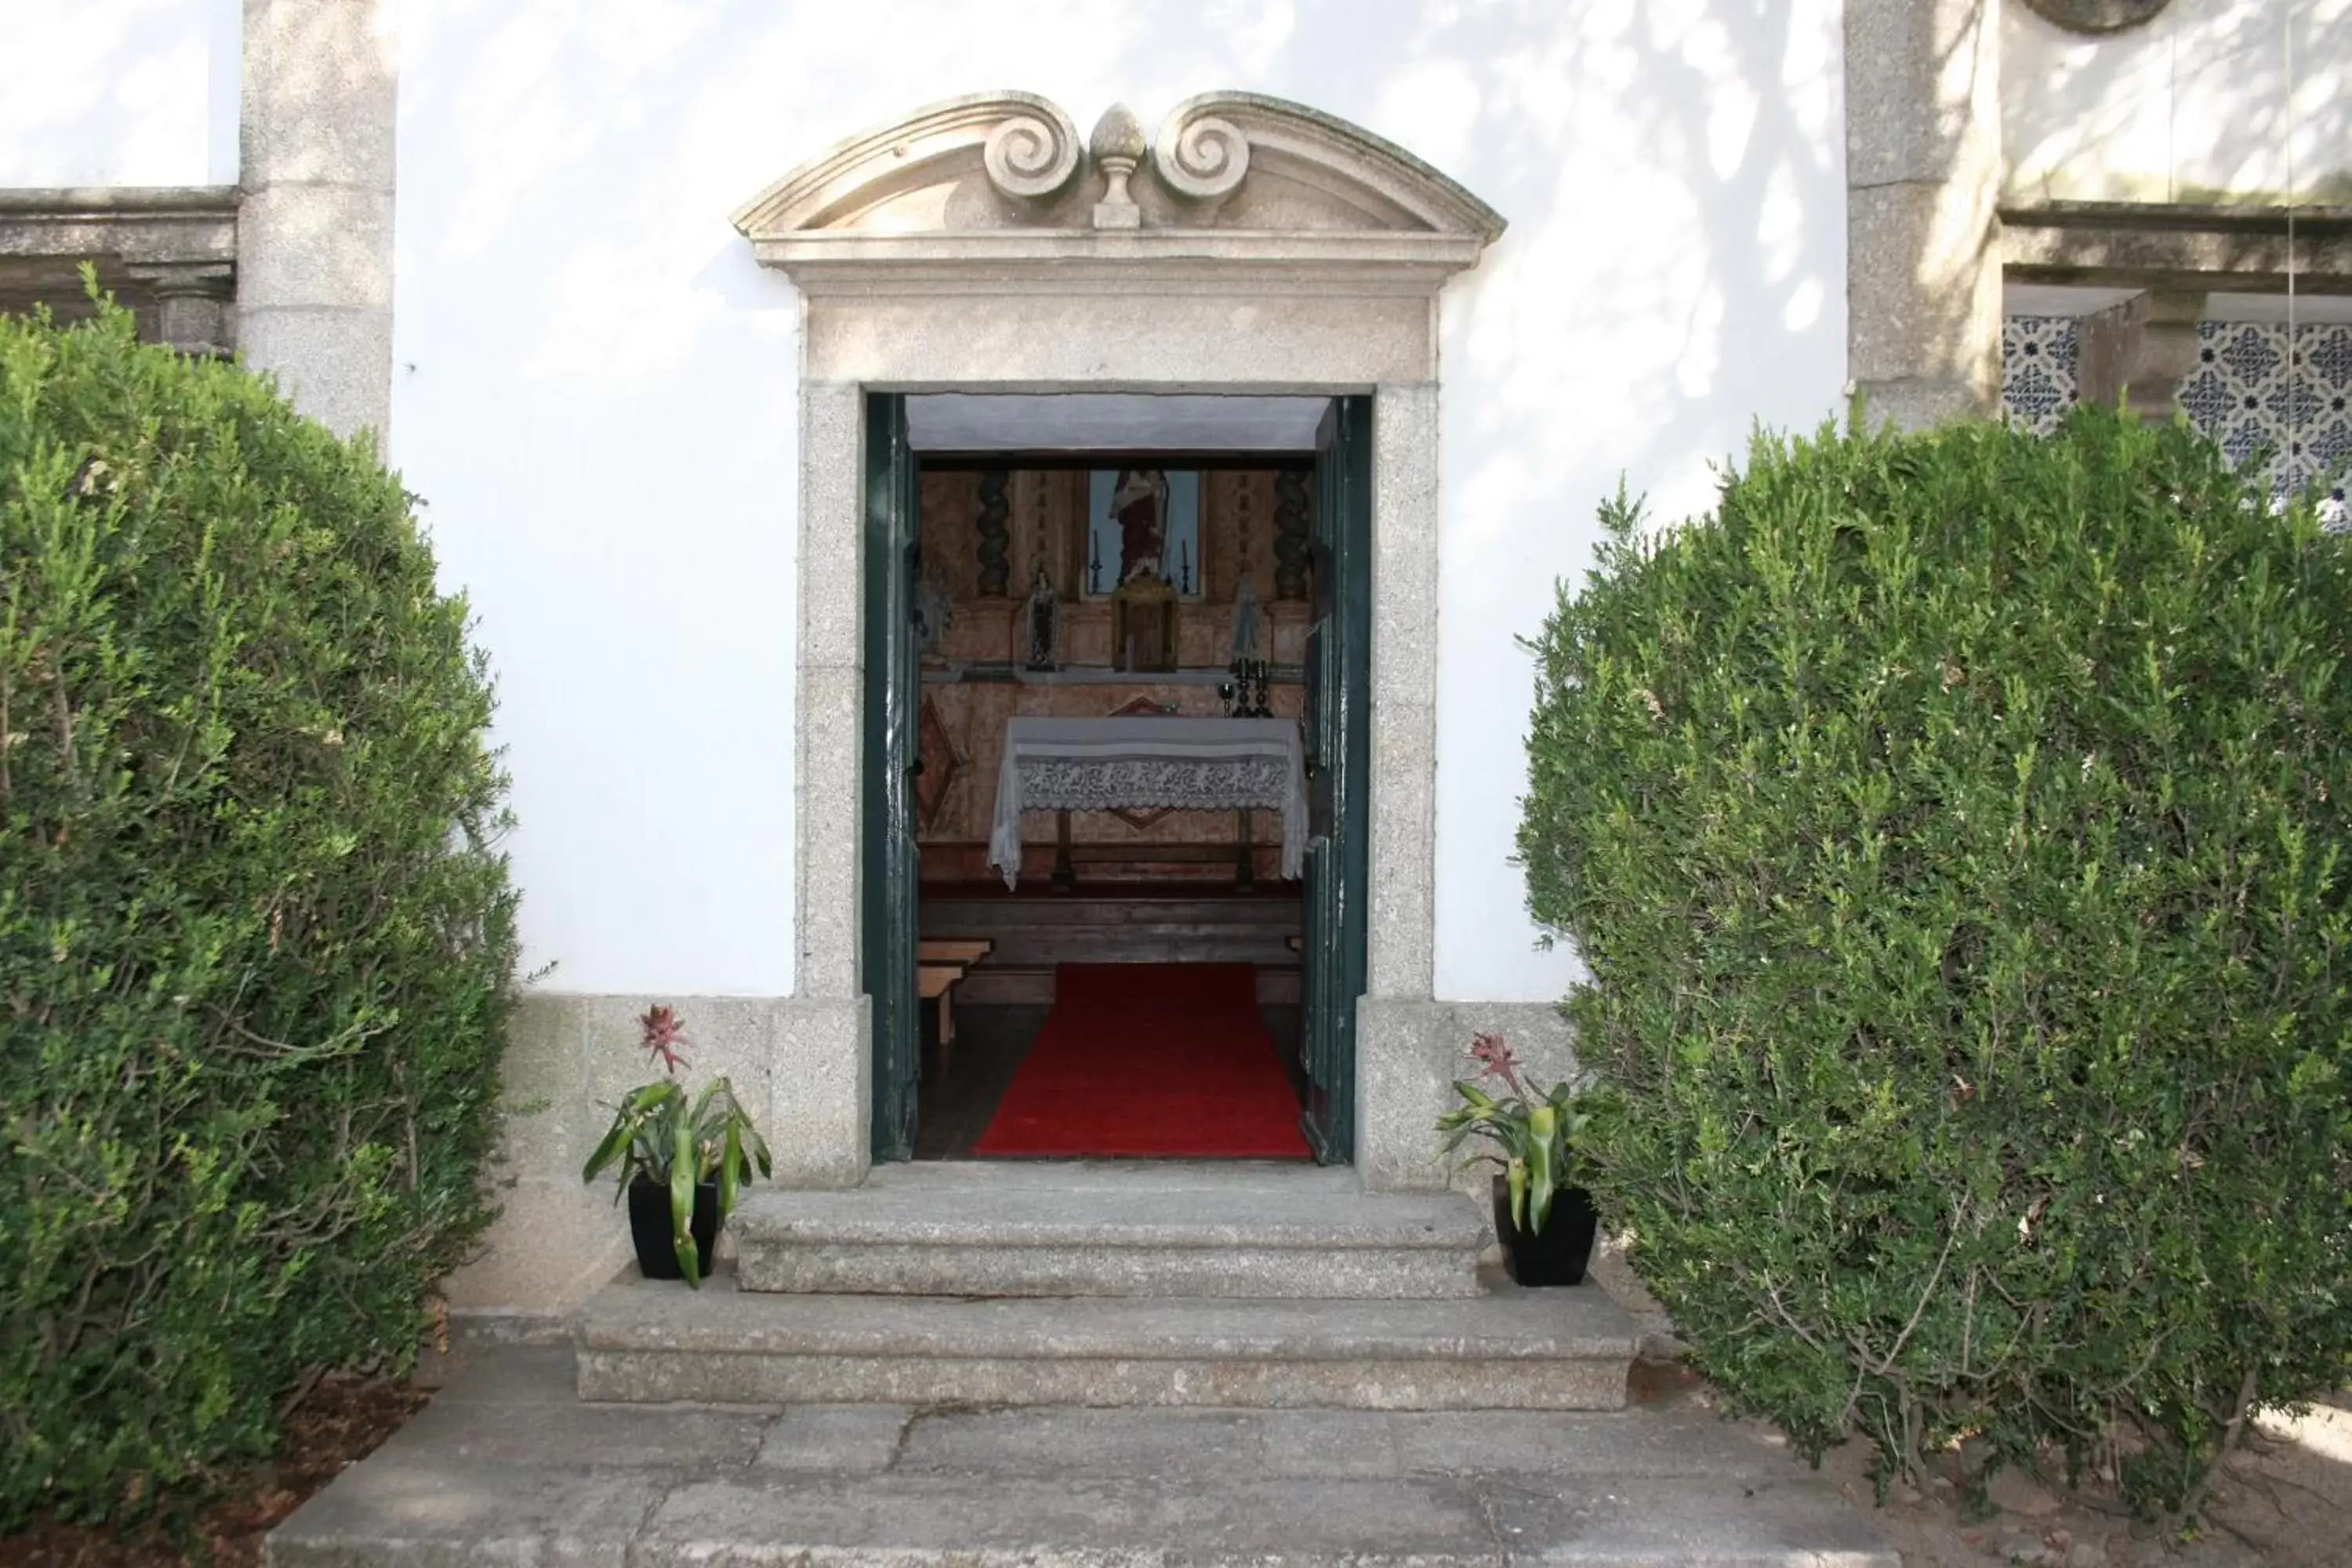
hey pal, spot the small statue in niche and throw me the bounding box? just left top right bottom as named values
left=1022, top=563, right=1059, bottom=671
left=1112, top=468, right=1169, bottom=582
left=1229, top=579, right=1265, bottom=664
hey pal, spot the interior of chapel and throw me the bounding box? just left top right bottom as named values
left=903, top=398, right=1329, bottom=1162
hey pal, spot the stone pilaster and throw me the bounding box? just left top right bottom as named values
left=236, top=0, right=396, bottom=441
left=1846, top=0, right=2005, bottom=427
left=2072, top=294, right=2144, bottom=410
left=125, top=261, right=237, bottom=354
left=2118, top=289, right=2209, bottom=423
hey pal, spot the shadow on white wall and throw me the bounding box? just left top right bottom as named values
left=390, top=0, right=1847, bottom=1007
left=2005, top=0, right=2350, bottom=204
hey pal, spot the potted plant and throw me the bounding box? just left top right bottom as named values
left=1436, top=1031, right=1600, bottom=1287
left=583, top=1006, right=771, bottom=1286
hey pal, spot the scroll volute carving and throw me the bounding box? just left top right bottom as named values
left=982, top=103, right=1083, bottom=201
left=1152, top=100, right=1249, bottom=217
left=731, top=92, right=1083, bottom=238
left=736, top=89, right=1505, bottom=254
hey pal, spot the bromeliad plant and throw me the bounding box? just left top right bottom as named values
left=583, top=1006, right=772, bottom=1287
left=1436, top=1033, right=1592, bottom=1233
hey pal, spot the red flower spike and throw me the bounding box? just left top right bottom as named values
left=1467, top=1031, right=1525, bottom=1095
left=639, top=1005, right=691, bottom=1074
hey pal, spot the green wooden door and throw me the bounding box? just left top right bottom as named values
left=1299, top=394, right=1372, bottom=1163
left=863, top=393, right=923, bottom=1162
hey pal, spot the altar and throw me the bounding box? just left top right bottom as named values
left=987, top=716, right=1308, bottom=891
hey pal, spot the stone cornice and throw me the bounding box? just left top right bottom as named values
left=0, top=186, right=239, bottom=267
left=2001, top=201, right=2352, bottom=292
left=735, top=91, right=1504, bottom=295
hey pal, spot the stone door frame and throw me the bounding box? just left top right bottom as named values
left=739, top=92, right=1507, bottom=1192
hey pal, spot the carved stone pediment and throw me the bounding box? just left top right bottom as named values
left=733, top=91, right=1506, bottom=290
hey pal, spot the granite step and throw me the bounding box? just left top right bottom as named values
left=270, top=1345, right=1900, bottom=1568
left=573, top=1269, right=1640, bottom=1410
left=731, top=1163, right=1487, bottom=1299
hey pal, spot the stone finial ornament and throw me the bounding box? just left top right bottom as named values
left=1089, top=105, right=1147, bottom=230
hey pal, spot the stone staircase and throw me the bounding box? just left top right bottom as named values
left=730, top=1160, right=1485, bottom=1297
left=268, top=1161, right=1900, bottom=1566
left=575, top=1163, right=1639, bottom=1411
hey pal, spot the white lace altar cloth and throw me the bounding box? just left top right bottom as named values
left=987, top=716, right=1308, bottom=889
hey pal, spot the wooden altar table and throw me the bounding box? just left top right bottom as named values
left=986, top=716, right=1308, bottom=891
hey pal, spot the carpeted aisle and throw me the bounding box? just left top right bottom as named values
left=972, top=963, right=1311, bottom=1159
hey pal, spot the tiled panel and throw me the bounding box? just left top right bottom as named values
left=2001, top=315, right=2081, bottom=436
left=2004, top=315, right=2351, bottom=522
left=2177, top=322, right=2352, bottom=515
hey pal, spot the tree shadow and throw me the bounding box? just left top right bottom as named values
left=2004, top=2, right=2350, bottom=205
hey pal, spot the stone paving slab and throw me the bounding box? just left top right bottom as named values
left=892, top=1405, right=1804, bottom=1485
left=268, top=1346, right=1899, bottom=1568
left=638, top=1473, right=1498, bottom=1566
left=757, top=1404, right=913, bottom=1472
left=369, top=1393, right=773, bottom=1471
left=1487, top=1475, right=1900, bottom=1567
left=269, top=1457, right=672, bottom=1568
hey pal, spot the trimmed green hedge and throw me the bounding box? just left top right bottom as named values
left=1522, top=404, right=2352, bottom=1518
left=0, top=296, right=519, bottom=1525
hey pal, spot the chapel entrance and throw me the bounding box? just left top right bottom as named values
left=861, top=392, right=1371, bottom=1165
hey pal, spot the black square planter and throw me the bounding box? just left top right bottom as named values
left=1492, top=1175, right=1599, bottom=1287
left=626, top=1176, right=720, bottom=1280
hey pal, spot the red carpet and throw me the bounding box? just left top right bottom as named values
left=973, top=964, right=1312, bottom=1159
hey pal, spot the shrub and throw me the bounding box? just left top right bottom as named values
left=0, top=294, right=519, bottom=1526
left=1521, top=403, right=2352, bottom=1519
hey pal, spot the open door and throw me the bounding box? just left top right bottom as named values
left=1298, top=394, right=1372, bottom=1162
left=863, top=393, right=923, bottom=1161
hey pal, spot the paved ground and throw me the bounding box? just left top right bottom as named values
left=269, top=1344, right=1899, bottom=1566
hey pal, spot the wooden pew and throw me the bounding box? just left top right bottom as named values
left=916, top=939, right=993, bottom=1069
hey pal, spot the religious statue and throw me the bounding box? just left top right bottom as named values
left=1111, top=468, right=1170, bottom=583
left=1229, top=579, right=1265, bottom=663
left=1022, top=563, right=1059, bottom=670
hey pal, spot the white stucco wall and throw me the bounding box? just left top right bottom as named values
left=388, top=0, right=1850, bottom=1006
left=0, top=0, right=239, bottom=187
left=2005, top=0, right=2351, bottom=204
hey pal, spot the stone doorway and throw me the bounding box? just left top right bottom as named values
left=855, top=393, right=1374, bottom=1165
left=736, top=90, right=1504, bottom=1194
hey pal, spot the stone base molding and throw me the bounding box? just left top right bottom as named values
left=1356, top=999, right=1580, bottom=1194
left=454, top=986, right=1584, bottom=1318
left=442, top=991, right=873, bottom=1316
